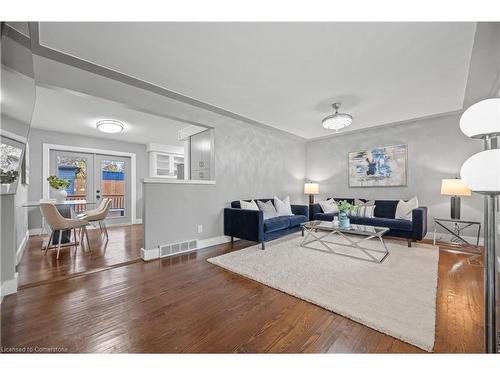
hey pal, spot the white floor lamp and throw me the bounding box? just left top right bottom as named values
left=459, top=98, right=500, bottom=353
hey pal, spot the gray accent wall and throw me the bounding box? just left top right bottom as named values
left=27, top=128, right=148, bottom=229
left=143, top=117, right=306, bottom=249
left=306, top=113, right=484, bottom=238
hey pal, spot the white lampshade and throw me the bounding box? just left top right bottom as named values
left=440, top=178, right=471, bottom=196
left=304, top=182, right=319, bottom=195
left=460, top=149, right=500, bottom=193
left=459, top=98, right=500, bottom=139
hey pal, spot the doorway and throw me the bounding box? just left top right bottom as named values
left=16, top=144, right=142, bottom=288
left=49, top=150, right=132, bottom=224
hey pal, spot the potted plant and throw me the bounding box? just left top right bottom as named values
left=337, top=200, right=357, bottom=229
left=47, top=175, right=70, bottom=203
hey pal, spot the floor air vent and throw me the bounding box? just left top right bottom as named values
left=159, top=239, right=198, bottom=258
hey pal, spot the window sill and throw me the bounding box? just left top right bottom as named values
left=142, top=178, right=215, bottom=185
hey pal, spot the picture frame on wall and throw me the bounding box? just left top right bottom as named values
left=348, top=144, right=407, bottom=187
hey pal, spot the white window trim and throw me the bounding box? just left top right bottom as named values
left=42, top=143, right=137, bottom=224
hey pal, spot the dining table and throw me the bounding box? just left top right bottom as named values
left=23, top=200, right=95, bottom=246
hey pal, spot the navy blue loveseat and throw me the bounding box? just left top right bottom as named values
left=310, top=198, right=428, bottom=246
left=224, top=199, right=309, bottom=249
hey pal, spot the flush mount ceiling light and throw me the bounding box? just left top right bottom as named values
left=321, top=102, right=353, bottom=132
left=96, top=119, right=124, bottom=134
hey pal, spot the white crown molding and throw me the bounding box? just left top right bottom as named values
left=0, top=129, right=28, bottom=144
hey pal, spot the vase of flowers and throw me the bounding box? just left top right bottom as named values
left=47, top=175, right=70, bottom=203
left=337, top=200, right=356, bottom=229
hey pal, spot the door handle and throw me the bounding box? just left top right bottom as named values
left=96, top=195, right=101, bottom=199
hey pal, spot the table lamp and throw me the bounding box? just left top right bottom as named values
left=304, top=182, right=319, bottom=205
left=440, top=178, right=471, bottom=220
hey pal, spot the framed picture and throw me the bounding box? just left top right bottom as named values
left=348, top=144, right=407, bottom=187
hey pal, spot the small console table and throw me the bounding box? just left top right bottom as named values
left=433, top=217, right=481, bottom=254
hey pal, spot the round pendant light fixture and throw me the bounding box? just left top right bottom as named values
left=321, top=102, right=353, bottom=132
left=460, top=149, right=500, bottom=193
left=96, top=119, right=124, bottom=134
left=459, top=98, right=500, bottom=138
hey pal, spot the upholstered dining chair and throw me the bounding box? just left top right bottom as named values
left=80, top=198, right=108, bottom=218
left=40, top=203, right=90, bottom=259
left=79, top=198, right=112, bottom=240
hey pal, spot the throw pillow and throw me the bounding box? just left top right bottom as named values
left=257, top=200, right=278, bottom=220
left=395, top=197, right=418, bottom=221
left=318, top=199, right=339, bottom=214
left=355, top=198, right=375, bottom=206
left=356, top=205, right=376, bottom=218
left=240, top=200, right=259, bottom=211
left=274, top=196, right=293, bottom=216
left=350, top=199, right=375, bottom=216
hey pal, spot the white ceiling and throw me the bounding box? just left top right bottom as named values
left=38, top=22, right=477, bottom=139
left=31, top=85, right=187, bottom=146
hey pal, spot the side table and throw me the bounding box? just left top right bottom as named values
left=433, top=217, right=481, bottom=254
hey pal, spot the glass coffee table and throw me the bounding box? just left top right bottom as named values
left=300, top=220, right=390, bottom=263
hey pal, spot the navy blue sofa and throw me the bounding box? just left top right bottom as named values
left=224, top=199, right=309, bottom=249
left=310, top=198, right=428, bottom=246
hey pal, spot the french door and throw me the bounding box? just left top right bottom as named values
left=49, top=150, right=132, bottom=224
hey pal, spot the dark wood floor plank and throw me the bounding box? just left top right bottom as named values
left=1, top=228, right=486, bottom=353
left=17, top=224, right=143, bottom=286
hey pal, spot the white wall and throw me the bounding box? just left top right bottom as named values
left=306, top=113, right=485, bottom=238
left=143, top=116, right=306, bottom=249
left=27, top=128, right=149, bottom=229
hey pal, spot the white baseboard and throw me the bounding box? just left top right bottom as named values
left=141, top=235, right=231, bottom=261
left=16, top=231, right=29, bottom=265
left=1, top=273, right=19, bottom=302
left=197, top=235, right=232, bottom=249
left=134, top=218, right=143, bottom=225
left=29, top=228, right=43, bottom=236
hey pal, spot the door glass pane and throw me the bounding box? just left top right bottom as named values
left=56, top=156, right=87, bottom=212
left=101, top=159, right=125, bottom=218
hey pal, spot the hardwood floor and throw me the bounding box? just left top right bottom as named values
left=17, top=224, right=143, bottom=287
left=1, top=233, right=485, bottom=353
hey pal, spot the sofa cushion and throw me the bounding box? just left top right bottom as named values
left=318, top=199, right=339, bottom=214
left=373, top=200, right=399, bottom=218
left=395, top=197, right=418, bottom=221
left=287, top=214, right=308, bottom=227
left=239, top=199, right=259, bottom=210
left=263, top=216, right=290, bottom=233
left=231, top=198, right=273, bottom=209
left=257, top=200, right=278, bottom=220
left=350, top=216, right=413, bottom=232
left=314, top=212, right=335, bottom=221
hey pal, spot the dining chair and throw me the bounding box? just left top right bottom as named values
left=40, top=203, right=90, bottom=259
left=79, top=198, right=112, bottom=240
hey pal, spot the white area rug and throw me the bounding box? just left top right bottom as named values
left=208, top=234, right=439, bottom=351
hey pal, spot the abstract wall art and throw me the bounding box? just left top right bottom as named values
left=348, top=144, right=407, bottom=187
